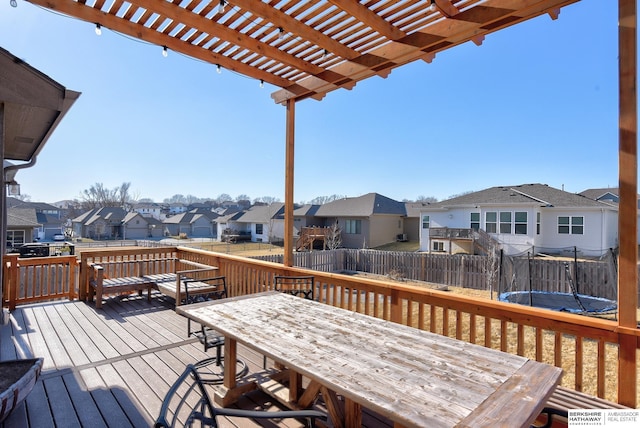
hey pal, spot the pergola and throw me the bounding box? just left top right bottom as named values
left=21, top=0, right=638, bottom=406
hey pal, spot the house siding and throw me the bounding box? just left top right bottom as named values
left=191, top=217, right=213, bottom=237
left=338, top=217, right=369, bottom=248
left=369, top=215, right=403, bottom=248
left=420, top=206, right=619, bottom=257
left=537, top=208, right=617, bottom=256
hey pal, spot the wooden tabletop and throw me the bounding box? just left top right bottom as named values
left=179, top=292, right=562, bottom=428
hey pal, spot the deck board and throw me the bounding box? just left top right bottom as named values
left=1, top=295, right=392, bottom=427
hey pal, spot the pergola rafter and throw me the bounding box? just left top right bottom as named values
left=28, top=0, right=581, bottom=103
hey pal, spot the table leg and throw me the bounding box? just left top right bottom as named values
left=212, top=337, right=257, bottom=407
left=223, top=337, right=237, bottom=390
left=345, top=398, right=362, bottom=427
left=289, top=369, right=303, bottom=402
left=322, top=386, right=345, bottom=428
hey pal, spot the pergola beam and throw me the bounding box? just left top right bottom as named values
left=328, top=0, right=407, bottom=40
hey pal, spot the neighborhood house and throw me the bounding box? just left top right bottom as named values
left=419, top=184, right=620, bottom=257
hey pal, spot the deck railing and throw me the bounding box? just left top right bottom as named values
left=2, top=253, right=78, bottom=309
left=2, top=246, right=639, bottom=407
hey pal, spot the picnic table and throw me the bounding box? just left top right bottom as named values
left=178, top=292, right=562, bottom=428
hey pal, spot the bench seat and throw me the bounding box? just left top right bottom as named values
left=87, top=259, right=219, bottom=308
left=88, top=266, right=155, bottom=309
left=151, top=274, right=224, bottom=305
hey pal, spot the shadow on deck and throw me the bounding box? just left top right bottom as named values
left=0, top=293, right=392, bottom=427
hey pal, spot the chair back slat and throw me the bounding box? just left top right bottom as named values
left=274, top=275, right=315, bottom=300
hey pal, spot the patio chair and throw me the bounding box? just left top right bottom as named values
left=186, top=277, right=248, bottom=383
left=273, top=275, right=315, bottom=300
left=532, top=407, right=568, bottom=428
left=155, top=364, right=327, bottom=428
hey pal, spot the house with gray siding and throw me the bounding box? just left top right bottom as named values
left=163, top=212, right=215, bottom=238
left=72, top=207, right=129, bottom=240
left=7, top=208, right=41, bottom=248
left=7, top=198, right=65, bottom=240
left=314, top=193, right=406, bottom=248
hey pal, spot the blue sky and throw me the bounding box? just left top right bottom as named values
left=0, top=0, right=619, bottom=204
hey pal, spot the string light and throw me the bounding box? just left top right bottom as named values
left=218, top=0, right=226, bottom=14
left=95, top=23, right=102, bottom=36
left=428, top=0, right=437, bottom=13
left=278, top=27, right=284, bottom=41
left=10, top=0, right=17, bottom=7
left=216, top=64, right=222, bottom=74
left=321, top=49, right=328, bottom=60
left=259, top=80, right=264, bottom=88
left=162, top=46, right=168, bottom=57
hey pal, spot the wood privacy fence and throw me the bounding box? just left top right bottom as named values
left=255, top=249, right=620, bottom=300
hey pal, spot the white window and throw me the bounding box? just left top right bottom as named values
left=422, top=215, right=430, bottom=229
left=432, top=241, right=444, bottom=252
left=470, top=213, right=480, bottom=230
left=7, top=230, right=25, bottom=247
left=485, top=212, right=497, bottom=233
left=558, top=216, right=584, bottom=235
left=499, top=212, right=512, bottom=234
left=514, top=212, right=527, bottom=235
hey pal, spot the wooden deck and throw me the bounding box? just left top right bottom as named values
left=0, top=293, right=393, bottom=427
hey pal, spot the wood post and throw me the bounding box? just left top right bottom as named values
left=617, top=0, right=637, bottom=408
left=284, top=99, right=295, bottom=267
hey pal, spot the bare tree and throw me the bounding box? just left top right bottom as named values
left=416, top=195, right=438, bottom=203
left=484, top=249, right=501, bottom=299
left=79, top=182, right=132, bottom=210
left=13, top=194, right=31, bottom=202
left=216, top=193, right=233, bottom=204
left=309, top=194, right=346, bottom=205
left=254, top=196, right=281, bottom=204
left=325, top=222, right=342, bottom=250
left=235, top=194, right=250, bottom=202
left=164, top=194, right=186, bottom=204
left=184, top=194, right=202, bottom=204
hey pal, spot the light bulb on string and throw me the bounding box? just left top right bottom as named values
left=218, top=0, right=226, bottom=14
left=216, top=64, right=222, bottom=74
left=95, top=23, right=102, bottom=36
left=278, top=27, right=284, bottom=41
left=259, top=80, right=264, bottom=89
left=10, top=0, right=17, bottom=8
left=162, top=46, right=168, bottom=57
left=428, top=0, right=437, bottom=12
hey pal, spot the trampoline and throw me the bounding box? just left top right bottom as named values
left=498, top=249, right=618, bottom=316
left=499, top=290, right=617, bottom=315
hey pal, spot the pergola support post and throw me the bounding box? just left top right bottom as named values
left=0, top=103, right=5, bottom=315
left=617, top=0, right=637, bottom=408
left=284, top=99, right=295, bottom=267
